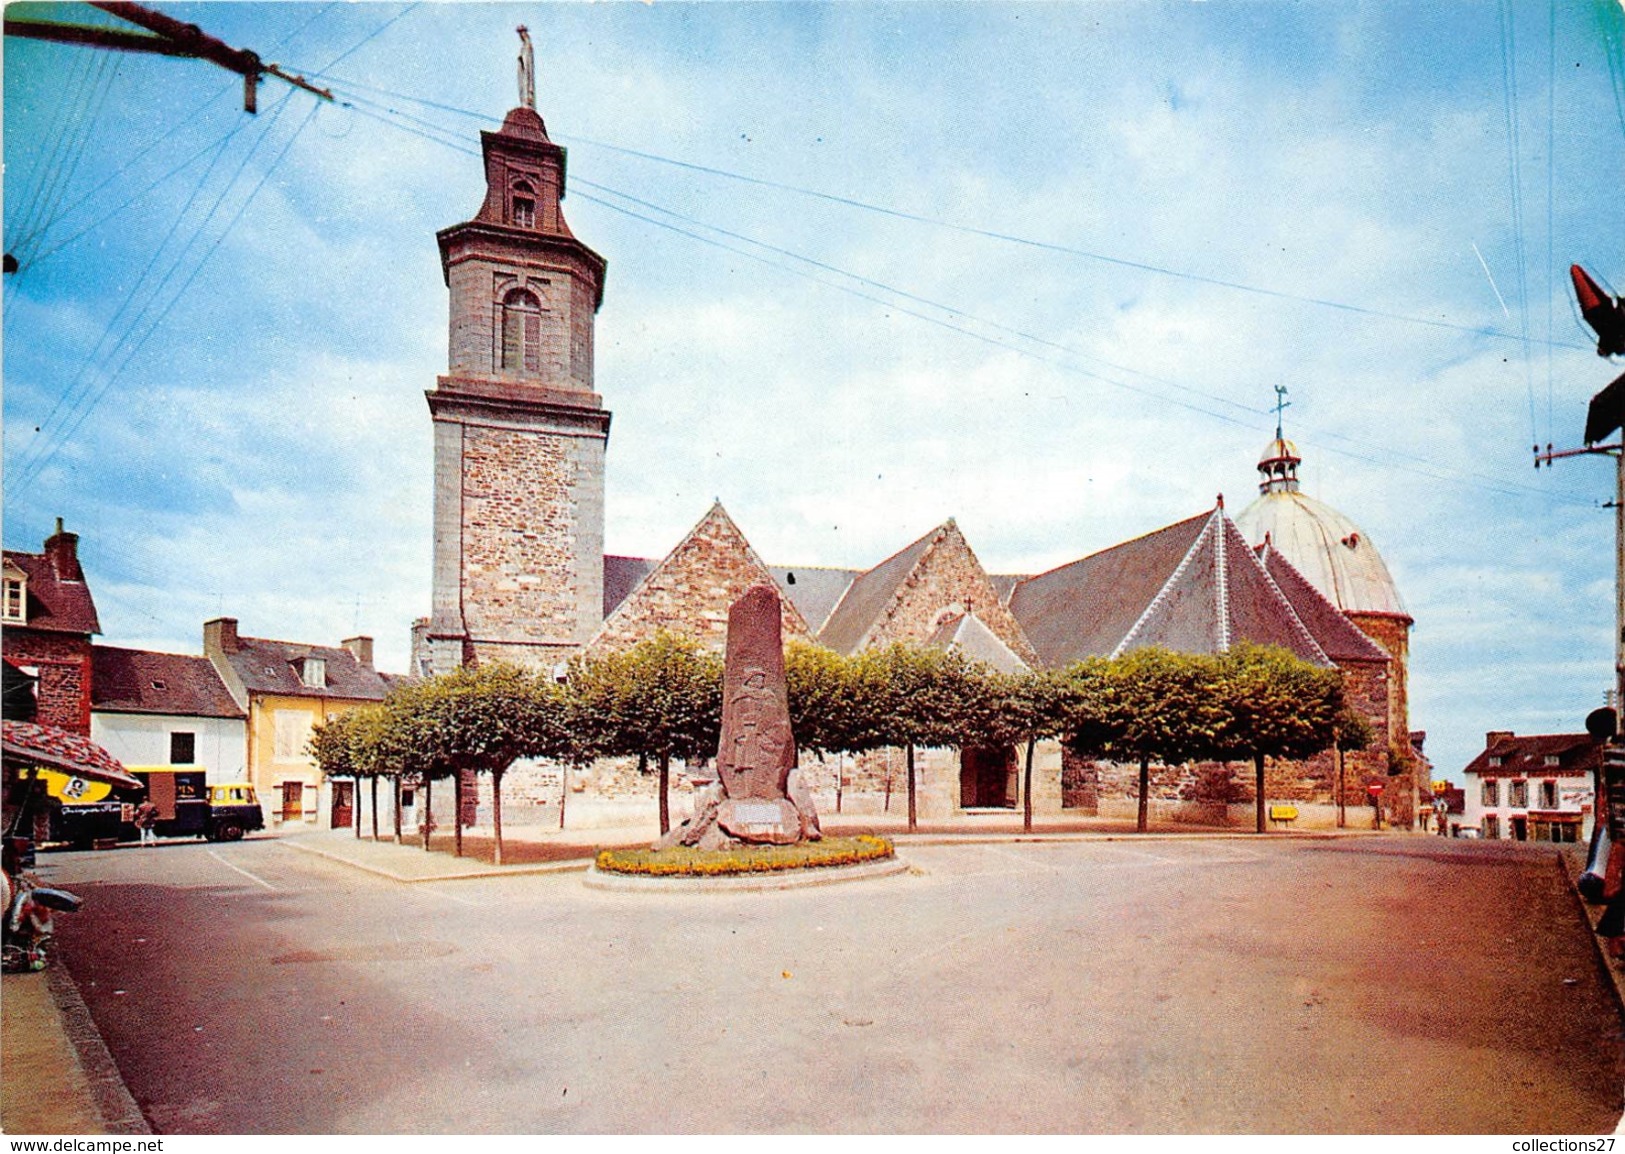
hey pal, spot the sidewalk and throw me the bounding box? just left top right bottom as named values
left=1556, top=848, right=1625, bottom=1134
left=1, top=966, right=148, bottom=1135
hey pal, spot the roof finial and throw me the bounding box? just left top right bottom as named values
left=516, top=26, right=535, bottom=111
left=1273, top=384, right=1290, bottom=441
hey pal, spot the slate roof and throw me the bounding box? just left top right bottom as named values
left=604, top=555, right=657, bottom=618
left=1257, top=545, right=1390, bottom=664
left=1009, top=507, right=1332, bottom=668
left=817, top=525, right=942, bottom=656
left=216, top=636, right=394, bottom=702
left=1463, top=732, right=1602, bottom=778
left=4, top=550, right=100, bottom=636
left=767, top=565, right=862, bottom=634
left=925, top=612, right=1029, bottom=675
left=1009, top=511, right=1208, bottom=666
left=91, top=647, right=245, bottom=719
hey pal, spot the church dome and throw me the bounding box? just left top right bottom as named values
left=1233, top=438, right=1408, bottom=619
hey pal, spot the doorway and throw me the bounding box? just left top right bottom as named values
left=960, top=746, right=1017, bottom=808
left=330, top=781, right=354, bottom=829
left=280, top=781, right=304, bottom=822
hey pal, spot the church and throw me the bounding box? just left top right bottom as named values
left=409, top=52, right=1418, bottom=830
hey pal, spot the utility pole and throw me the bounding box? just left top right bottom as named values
left=1536, top=420, right=1625, bottom=710
left=1539, top=263, right=1625, bottom=717
left=5, top=1, right=333, bottom=113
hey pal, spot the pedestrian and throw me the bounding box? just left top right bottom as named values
left=134, top=798, right=159, bottom=846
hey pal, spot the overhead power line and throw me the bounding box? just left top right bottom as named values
left=309, top=70, right=1591, bottom=354
left=4, top=1, right=334, bottom=112
left=333, top=92, right=1595, bottom=510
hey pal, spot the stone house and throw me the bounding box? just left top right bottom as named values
left=2, top=520, right=100, bottom=736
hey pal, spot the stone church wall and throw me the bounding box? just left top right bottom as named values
left=591, top=508, right=810, bottom=655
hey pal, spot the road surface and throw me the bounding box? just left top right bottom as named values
left=28, top=834, right=1625, bottom=1133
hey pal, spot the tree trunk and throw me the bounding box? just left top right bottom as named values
left=493, top=766, right=505, bottom=867
left=658, top=752, right=671, bottom=836
left=393, top=777, right=403, bottom=844
left=1137, top=754, right=1150, bottom=833
left=559, top=764, right=568, bottom=830
left=1023, top=738, right=1036, bottom=833
left=422, top=776, right=433, bottom=850
left=1255, top=752, right=1267, bottom=834
left=1336, top=743, right=1346, bottom=829
left=453, top=770, right=464, bottom=858
left=354, top=777, right=361, bottom=838
left=906, top=742, right=917, bottom=833
left=371, top=775, right=379, bottom=841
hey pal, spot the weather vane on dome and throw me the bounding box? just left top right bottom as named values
left=1273, top=384, right=1291, bottom=441
left=517, top=25, right=535, bottom=111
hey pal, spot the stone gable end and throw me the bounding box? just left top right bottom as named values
left=864, top=523, right=1038, bottom=665
left=589, top=505, right=811, bottom=654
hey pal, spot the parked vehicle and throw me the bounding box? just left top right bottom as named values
left=43, top=767, right=265, bottom=846
left=2, top=870, right=81, bottom=972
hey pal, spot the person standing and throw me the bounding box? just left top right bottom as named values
left=133, top=799, right=159, bottom=846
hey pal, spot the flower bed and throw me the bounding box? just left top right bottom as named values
left=594, top=835, right=894, bottom=877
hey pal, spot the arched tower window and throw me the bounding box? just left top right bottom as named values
left=500, top=287, right=543, bottom=373
left=511, top=180, right=536, bottom=229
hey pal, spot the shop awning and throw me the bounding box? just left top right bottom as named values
left=2, top=719, right=140, bottom=790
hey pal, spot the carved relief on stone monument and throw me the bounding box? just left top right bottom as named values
left=657, top=583, right=820, bottom=849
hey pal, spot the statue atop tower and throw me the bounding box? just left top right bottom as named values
left=420, top=36, right=611, bottom=675
left=517, top=25, right=535, bottom=111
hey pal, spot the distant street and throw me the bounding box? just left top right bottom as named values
left=34, top=834, right=1625, bottom=1134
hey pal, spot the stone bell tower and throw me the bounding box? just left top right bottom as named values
left=424, top=32, right=609, bottom=674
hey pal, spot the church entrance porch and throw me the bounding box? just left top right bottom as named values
left=960, top=745, right=1017, bottom=809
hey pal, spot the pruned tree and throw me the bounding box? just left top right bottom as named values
left=785, top=640, right=862, bottom=812
left=847, top=643, right=985, bottom=832
left=374, top=662, right=568, bottom=863
left=1210, top=644, right=1346, bottom=833
left=1086, top=648, right=1225, bottom=833
left=565, top=633, right=724, bottom=836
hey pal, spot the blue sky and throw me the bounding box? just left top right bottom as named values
left=5, top=1, right=1624, bottom=779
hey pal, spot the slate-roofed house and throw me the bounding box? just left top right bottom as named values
left=1461, top=730, right=1600, bottom=843
left=2, top=520, right=101, bottom=735
left=204, top=617, right=398, bottom=829
left=90, top=646, right=248, bottom=786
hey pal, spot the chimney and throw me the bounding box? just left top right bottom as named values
left=1486, top=730, right=1514, bottom=749
left=43, top=517, right=83, bottom=582
left=204, top=617, right=241, bottom=655
left=342, top=636, right=374, bottom=667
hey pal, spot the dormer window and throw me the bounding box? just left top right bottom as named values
left=2, top=563, right=26, bottom=625
left=511, top=181, right=536, bottom=229
left=1488, top=756, right=1503, bottom=768
left=500, top=287, right=543, bottom=374
left=1544, top=754, right=1560, bottom=767
left=298, top=656, right=327, bottom=689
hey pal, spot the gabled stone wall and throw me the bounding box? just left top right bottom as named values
left=590, top=505, right=811, bottom=655
left=859, top=522, right=1038, bottom=664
